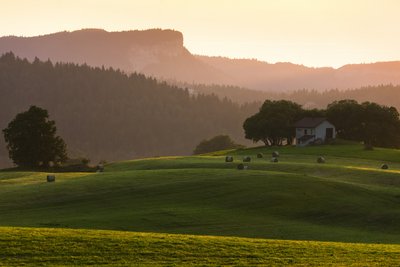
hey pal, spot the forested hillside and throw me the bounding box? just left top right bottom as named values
left=0, top=53, right=256, bottom=168
left=2, top=52, right=399, bottom=168
left=183, top=83, right=400, bottom=110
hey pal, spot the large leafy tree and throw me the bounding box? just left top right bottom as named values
left=327, top=100, right=400, bottom=148
left=243, top=100, right=303, bottom=146
left=360, top=102, right=400, bottom=147
left=326, top=100, right=363, bottom=141
left=3, top=106, right=67, bottom=168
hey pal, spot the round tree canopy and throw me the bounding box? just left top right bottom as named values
left=2, top=106, right=67, bottom=168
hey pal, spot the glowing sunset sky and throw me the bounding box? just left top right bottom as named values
left=1, top=0, right=400, bottom=67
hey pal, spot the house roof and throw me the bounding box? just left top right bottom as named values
left=294, top=117, right=328, bottom=128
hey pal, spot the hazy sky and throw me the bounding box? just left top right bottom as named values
left=1, top=0, right=400, bottom=67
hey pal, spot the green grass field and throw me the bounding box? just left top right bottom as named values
left=1, top=143, right=400, bottom=265
left=1, top=227, right=399, bottom=266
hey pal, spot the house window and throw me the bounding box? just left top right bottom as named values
left=304, top=129, right=308, bottom=135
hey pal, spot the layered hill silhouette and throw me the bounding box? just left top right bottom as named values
left=196, top=56, right=400, bottom=91
left=2, top=29, right=400, bottom=91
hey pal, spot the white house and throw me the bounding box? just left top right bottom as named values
left=294, top=117, right=336, bottom=146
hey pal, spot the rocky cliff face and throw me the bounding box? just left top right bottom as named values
left=0, top=29, right=181, bottom=70
left=0, top=29, right=226, bottom=84
left=1, top=29, right=400, bottom=91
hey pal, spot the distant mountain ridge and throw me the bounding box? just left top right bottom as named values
left=196, top=56, right=400, bottom=91
left=1, top=29, right=400, bottom=91
left=0, top=29, right=227, bottom=84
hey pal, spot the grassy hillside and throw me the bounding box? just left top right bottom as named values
left=0, top=144, right=399, bottom=244
left=1, top=227, right=399, bottom=266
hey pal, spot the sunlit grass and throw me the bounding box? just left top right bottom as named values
left=0, top=172, right=91, bottom=186
left=1, top=227, right=399, bottom=266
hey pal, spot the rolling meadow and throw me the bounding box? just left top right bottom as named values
left=1, top=143, right=399, bottom=265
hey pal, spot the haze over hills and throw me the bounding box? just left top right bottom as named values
left=2, top=29, right=400, bottom=91
left=196, top=56, right=400, bottom=91
left=182, top=83, right=400, bottom=111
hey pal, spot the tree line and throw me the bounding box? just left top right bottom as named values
left=244, top=100, right=400, bottom=148
left=181, top=82, right=400, bottom=112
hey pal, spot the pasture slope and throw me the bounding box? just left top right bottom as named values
left=0, top=227, right=399, bottom=266
left=0, top=143, right=399, bottom=265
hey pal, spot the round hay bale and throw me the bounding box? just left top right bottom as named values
left=272, top=151, right=280, bottom=157
left=46, top=175, right=55, bottom=182
left=243, top=156, right=251, bottom=162
left=381, top=164, right=389, bottom=170
left=237, top=163, right=245, bottom=170
left=225, top=156, right=234, bottom=162
left=97, top=164, right=104, bottom=172
left=271, top=157, right=278, bottom=163
left=257, top=153, right=263, bottom=158
left=317, top=156, right=325, bottom=163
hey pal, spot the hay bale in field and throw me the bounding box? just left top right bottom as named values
left=381, top=164, right=389, bottom=170
left=257, top=153, right=263, bottom=158
left=97, top=164, right=104, bottom=172
left=225, top=156, right=234, bottom=162
left=271, top=157, right=278, bottom=163
left=272, top=151, right=279, bottom=157
left=237, top=163, right=245, bottom=170
left=243, top=156, right=251, bottom=162
left=47, top=175, right=55, bottom=182
left=317, top=156, right=325, bottom=163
